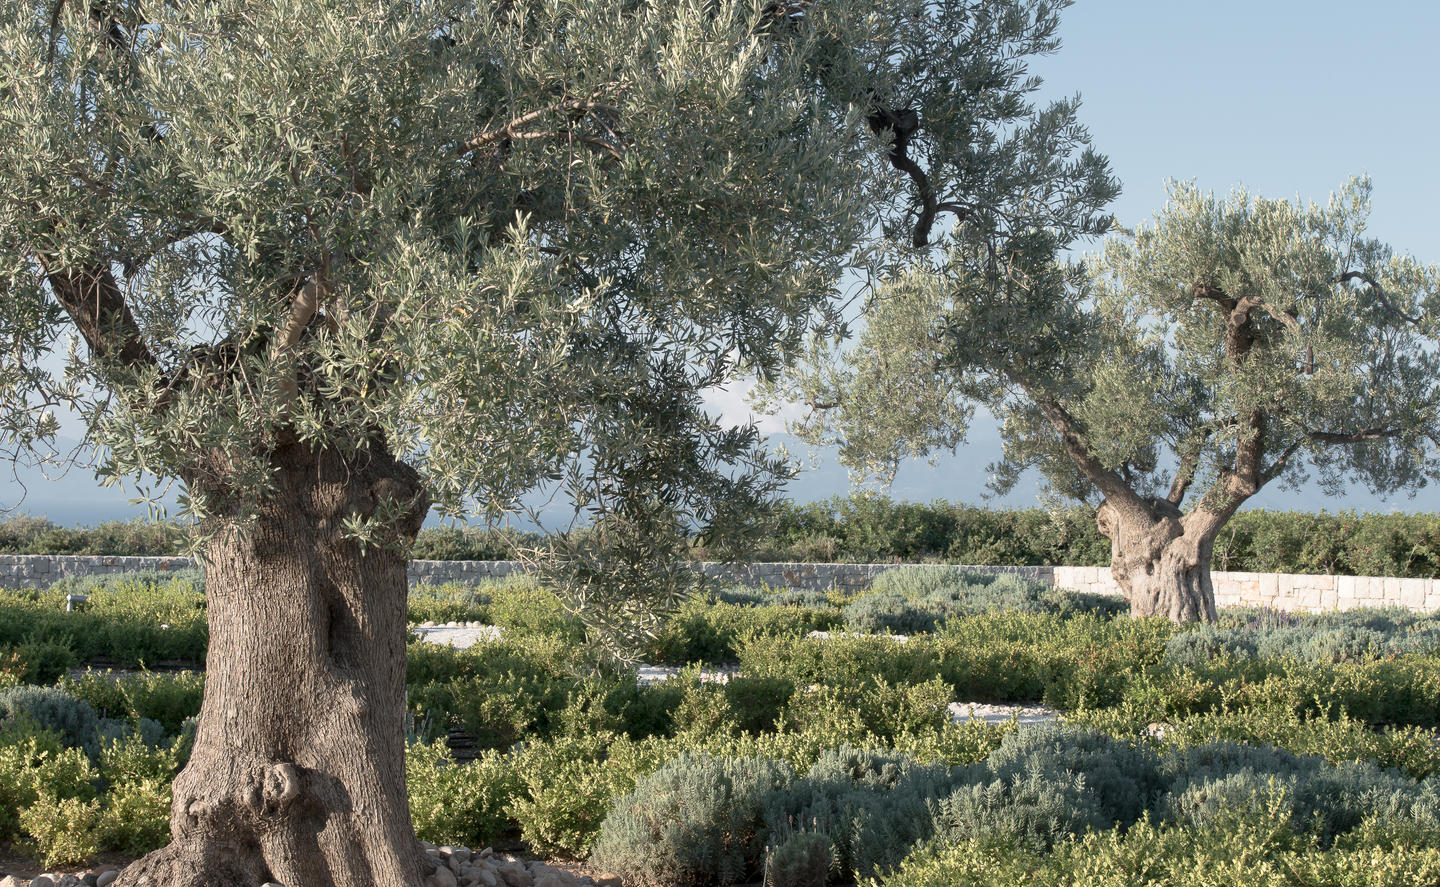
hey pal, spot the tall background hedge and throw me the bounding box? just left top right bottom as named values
left=1, top=496, right=1436, bottom=577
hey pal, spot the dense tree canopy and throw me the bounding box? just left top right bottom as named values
left=0, top=0, right=1106, bottom=883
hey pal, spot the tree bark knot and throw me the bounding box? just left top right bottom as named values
left=182, top=761, right=307, bottom=831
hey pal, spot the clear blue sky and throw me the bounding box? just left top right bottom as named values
left=1031, top=1, right=1439, bottom=257
left=6, top=1, right=1439, bottom=524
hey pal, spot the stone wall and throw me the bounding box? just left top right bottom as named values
left=1, top=554, right=1436, bottom=613
left=1050, top=565, right=1440, bottom=613
left=0, top=554, right=197, bottom=589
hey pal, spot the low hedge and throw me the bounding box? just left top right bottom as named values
left=4, top=499, right=1437, bottom=576
left=748, top=496, right=1440, bottom=577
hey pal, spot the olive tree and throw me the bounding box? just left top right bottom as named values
left=786, top=178, right=1440, bottom=621
left=0, top=0, right=1093, bottom=882
left=0, top=0, right=876, bottom=882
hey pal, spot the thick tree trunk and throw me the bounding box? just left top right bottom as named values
left=116, top=440, right=432, bottom=887
left=1097, top=499, right=1219, bottom=623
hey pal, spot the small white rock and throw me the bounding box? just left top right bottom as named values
left=96, top=871, right=120, bottom=887
left=31, top=876, right=56, bottom=887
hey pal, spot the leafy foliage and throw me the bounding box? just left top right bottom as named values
left=590, top=753, right=794, bottom=887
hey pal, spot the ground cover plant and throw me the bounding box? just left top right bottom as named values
left=2, top=568, right=1438, bottom=884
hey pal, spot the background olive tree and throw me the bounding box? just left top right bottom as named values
left=782, top=177, right=1440, bottom=621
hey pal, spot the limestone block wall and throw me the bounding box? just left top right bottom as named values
left=0, top=554, right=1436, bottom=612
left=0, top=554, right=196, bottom=589
left=1049, top=565, right=1440, bottom=613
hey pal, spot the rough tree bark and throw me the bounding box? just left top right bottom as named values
left=116, top=438, right=432, bottom=887
left=1096, top=498, right=1219, bottom=623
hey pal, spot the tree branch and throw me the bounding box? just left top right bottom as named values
left=270, top=275, right=326, bottom=403
left=120, top=215, right=229, bottom=276
left=867, top=108, right=967, bottom=249
left=462, top=96, right=622, bottom=157
left=1337, top=270, right=1422, bottom=324
left=1260, top=438, right=1305, bottom=486
left=39, top=258, right=157, bottom=374
left=1309, top=425, right=1402, bottom=445
left=1030, top=392, right=1150, bottom=518
left=1166, top=428, right=1211, bottom=505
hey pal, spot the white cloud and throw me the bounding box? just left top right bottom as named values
left=700, top=379, right=801, bottom=435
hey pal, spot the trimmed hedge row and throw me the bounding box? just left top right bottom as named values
left=4, top=498, right=1437, bottom=576
left=749, top=496, right=1440, bottom=577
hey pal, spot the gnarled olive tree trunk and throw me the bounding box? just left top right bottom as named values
left=117, top=440, right=431, bottom=887
left=1096, top=498, right=1219, bottom=623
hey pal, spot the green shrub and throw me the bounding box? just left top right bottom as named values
left=0, top=572, right=212, bottom=667
left=509, top=732, right=674, bottom=858
left=848, top=569, right=1122, bottom=635
left=869, top=809, right=1440, bottom=887
left=590, top=753, right=794, bottom=887
left=12, top=637, right=77, bottom=684
left=49, top=568, right=206, bottom=601
left=1160, top=741, right=1427, bottom=845
left=98, top=729, right=182, bottom=782
left=406, top=634, right=583, bottom=747
left=410, top=525, right=542, bottom=561
left=754, top=496, right=1440, bottom=577
left=0, top=516, right=190, bottom=556
left=1115, top=706, right=1440, bottom=780
left=672, top=675, right=740, bottom=738
left=980, top=724, right=1164, bottom=830
left=763, top=747, right=962, bottom=879
left=724, top=676, right=795, bottom=736
left=553, top=669, right=680, bottom=740
left=406, top=740, right=522, bottom=847
left=764, top=831, right=832, bottom=887
left=487, top=576, right=583, bottom=639
left=93, top=731, right=179, bottom=857
left=0, top=649, right=21, bottom=692
left=19, top=792, right=102, bottom=866
left=96, top=775, right=171, bottom=855
left=0, top=685, right=101, bottom=756
left=412, top=668, right=570, bottom=751
left=647, top=596, right=840, bottom=666
left=782, top=677, right=952, bottom=745
left=0, top=724, right=98, bottom=838
left=117, top=671, right=205, bottom=735
left=1256, top=625, right=1390, bottom=664
left=64, top=671, right=204, bottom=736
left=408, top=582, right=491, bottom=625
left=941, top=768, right=1110, bottom=852
left=1163, top=626, right=1257, bottom=669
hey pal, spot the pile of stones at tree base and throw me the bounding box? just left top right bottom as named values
left=0, top=866, right=118, bottom=887
left=0, top=846, right=607, bottom=887
left=422, top=844, right=608, bottom=887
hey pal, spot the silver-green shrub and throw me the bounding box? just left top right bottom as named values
left=590, top=753, right=794, bottom=887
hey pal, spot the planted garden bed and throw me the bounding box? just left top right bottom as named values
left=1, top=568, right=1438, bottom=885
